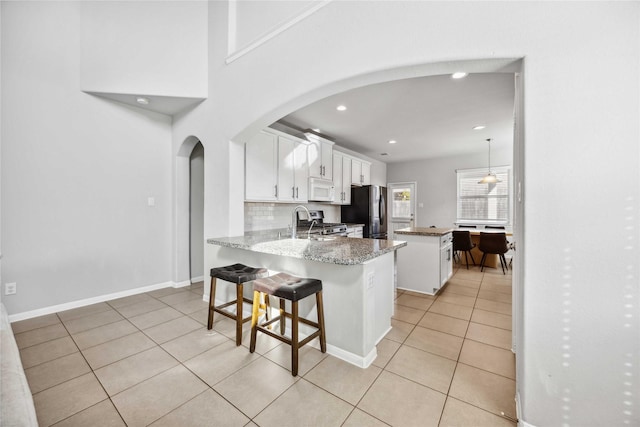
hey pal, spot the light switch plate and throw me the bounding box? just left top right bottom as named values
left=5, top=283, right=16, bottom=295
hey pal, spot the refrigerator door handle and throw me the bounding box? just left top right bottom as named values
left=379, top=192, right=386, bottom=226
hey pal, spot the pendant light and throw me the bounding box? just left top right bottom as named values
left=478, top=138, right=502, bottom=184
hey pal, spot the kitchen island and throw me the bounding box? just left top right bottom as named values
left=394, top=227, right=454, bottom=296
left=207, top=231, right=406, bottom=368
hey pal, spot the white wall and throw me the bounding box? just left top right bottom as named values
left=1, top=2, right=175, bottom=314
left=387, top=149, right=512, bottom=228
left=171, top=2, right=639, bottom=426
left=79, top=1, right=207, bottom=97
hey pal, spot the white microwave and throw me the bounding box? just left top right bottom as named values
left=308, top=178, right=335, bottom=202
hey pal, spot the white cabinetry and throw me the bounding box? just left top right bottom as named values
left=245, top=129, right=308, bottom=202
left=393, top=231, right=453, bottom=295
left=307, top=135, right=333, bottom=180
left=277, top=135, right=308, bottom=202
left=346, top=225, right=364, bottom=238
left=351, top=158, right=371, bottom=186
left=332, top=152, right=352, bottom=205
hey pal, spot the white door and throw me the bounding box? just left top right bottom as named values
left=388, top=182, right=417, bottom=232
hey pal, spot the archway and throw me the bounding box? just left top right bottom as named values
left=227, top=56, right=525, bottom=358
left=174, top=135, right=204, bottom=289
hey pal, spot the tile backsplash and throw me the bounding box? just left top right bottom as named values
left=245, top=202, right=341, bottom=232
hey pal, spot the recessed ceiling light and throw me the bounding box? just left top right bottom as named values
left=451, top=72, right=468, bottom=79
left=473, top=125, right=486, bottom=130
left=136, top=97, right=150, bottom=105
left=336, top=105, right=347, bottom=111
left=388, top=140, right=397, bottom=144
left=312, top=128, right=320, bottom=133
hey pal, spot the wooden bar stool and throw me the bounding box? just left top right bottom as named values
left=249, top=272, right=326, bottom=376
left=208, top=263, right=268, bottom=345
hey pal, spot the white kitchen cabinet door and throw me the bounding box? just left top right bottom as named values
left=351, top=158, right=362, bottom=185
left=332, top=152, right=352, bottom=205
left=361, top=161, right=371, bottom=185
left=332, top=152, right=343, bottom=204
left=277, top=135, right=296, bottom=202
left=245, top=130, right=278, bottom=201
left=342, top=155, right=352, bottom=204
left=293, top=140, right=308, bottom=202
left=321, top=140, right=333, bottom=180
left=351, top=158, right=371, bottom=186
left=308, top=139, right=333, bottom=180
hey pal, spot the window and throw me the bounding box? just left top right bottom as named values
left=456, top=166, right=511, bottom=225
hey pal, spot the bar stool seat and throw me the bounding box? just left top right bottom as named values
left=249, top=272, right=326, bottom=376
left=208, top=263, right=268, bottom=345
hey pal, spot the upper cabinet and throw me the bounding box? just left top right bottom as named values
left=332, top=152, right=352, bottom=205
left=351, top=158, right=371, bottom=186
left=245, top=128, right=308, bottom=202
left=277, top=134, right=309, bottom=202
left=307, top=135, right=333, bottom=180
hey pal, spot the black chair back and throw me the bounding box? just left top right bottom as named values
left=452, top=230, right=474, bottom=251
left=458, top=225, right=476, bottom=228
left=485, top=225, right=505, bottom=230
left=478, top=232, right=509, bottom=254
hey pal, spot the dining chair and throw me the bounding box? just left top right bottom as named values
left=458, top=225, right=477, bottom=228
left=478, top=232, right=509, bottom=274
left=452, top=230, right=476, bottom=269
left=485, top=225, right=505, bottom=229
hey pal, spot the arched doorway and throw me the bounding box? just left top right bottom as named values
left=189, top=142, right=205, bottom=283
left=175, top=136, right=204, bottom=290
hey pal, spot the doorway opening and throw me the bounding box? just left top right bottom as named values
left=388, top=182, right=417, bottom=233
left=189, top=142, right=205, bottom=283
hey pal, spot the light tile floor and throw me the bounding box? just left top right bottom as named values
left=15, top=262, right=516, bottom=426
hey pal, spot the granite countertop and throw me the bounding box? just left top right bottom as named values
left=207, top=230, right=406, bottom=265
left=393, top=227, right=454, bottom=237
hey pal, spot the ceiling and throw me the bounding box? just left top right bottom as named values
left=279, top=73, right=515, bottom=164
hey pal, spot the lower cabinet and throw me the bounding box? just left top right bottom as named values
left=346, top=225, right=364, bottom=238
left=394, top=232, right=453, bottom=295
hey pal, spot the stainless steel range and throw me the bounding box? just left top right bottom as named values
left=297, top=210, right=348, bottom=236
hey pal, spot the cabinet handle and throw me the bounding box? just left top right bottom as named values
left=447, top=249, right=451, bottom=261
left=292, top=187, right=295, bottom=198
left=296, top=187, right=299, bottom=198
left=274, top=185, right=278, bottom=197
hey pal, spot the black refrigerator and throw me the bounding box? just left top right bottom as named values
left=341, top=185, right=388, bottom=239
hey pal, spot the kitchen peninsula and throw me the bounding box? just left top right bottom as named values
left=207, top=231, right=406, bottom=368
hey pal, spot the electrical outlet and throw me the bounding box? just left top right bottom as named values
left=5, top=282, right=17, bottom=295
left=367, top=273, right=375, bottom=289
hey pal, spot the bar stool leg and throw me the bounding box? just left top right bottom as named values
left=249, top=291, right=260, bottom=353
left=279, top=299, right=286, bottom=335
left=207, top=277, right=217, bottom=330
left=235, top=283, right=244, bottom=346
left=316, top=291, right=327, bottom=353
left=291, top=301, right=299, bottom=376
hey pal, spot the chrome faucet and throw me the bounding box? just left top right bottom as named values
left=291, top=205, right=310, bottom=239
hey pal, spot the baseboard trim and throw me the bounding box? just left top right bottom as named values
left=190, top=276, right=205, bottom=283
left=516, top=392, right=535, bottom=427
left=8, top=280, right=177, bottom=323
left=326, top=344, right=377, bottom=369
left=173, top=280, right=191, bottom=289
